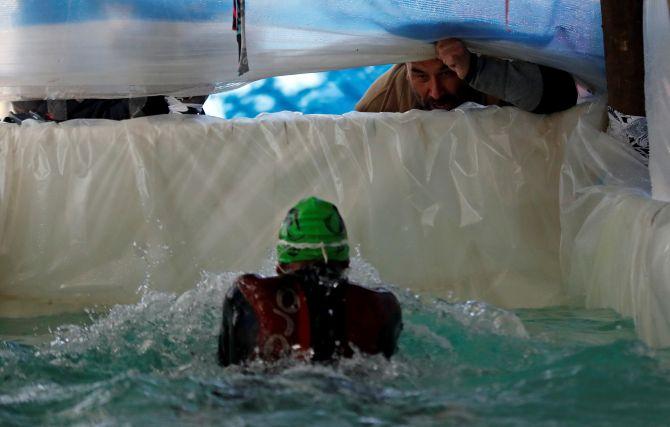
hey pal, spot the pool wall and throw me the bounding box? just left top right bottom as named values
left=1, top=104, right=667, bottom=347
left=0, top=106, right=579, bottom=314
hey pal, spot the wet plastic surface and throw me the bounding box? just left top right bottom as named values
left=644, top=0, right=670, bottom=202
left=0, top=105, right=582, bottom=317
left=561, top=104, right=670, bottom=348
left=1, top=103, right=670, bottom=347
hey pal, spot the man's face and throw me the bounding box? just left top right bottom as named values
left=407, top=59, right=471, bottom=110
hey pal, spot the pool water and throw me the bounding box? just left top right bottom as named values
left=2, top=259, right=670, bottom=426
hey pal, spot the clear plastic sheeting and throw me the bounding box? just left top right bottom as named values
left=3, top=104, right=670, bottom=348
left=561, top=104, right=670, bottom=348
left=0, top=106, right=584, bottom=317
left=0, top=0, right=604, bottom=100
left=644, top=0, right=670, bottom=202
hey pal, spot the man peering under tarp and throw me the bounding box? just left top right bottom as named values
left=356, top=38, right=578, bottom=114
left=218, top=197, right=402, bottom=366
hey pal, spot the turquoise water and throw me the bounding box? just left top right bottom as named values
left=2, top=261, right=670, bottom=426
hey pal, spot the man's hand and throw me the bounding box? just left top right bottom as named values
left=435, top=39, right=472, bottom=80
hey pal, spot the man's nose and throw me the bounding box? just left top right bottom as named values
left=428, top=77, right=444, bottom=99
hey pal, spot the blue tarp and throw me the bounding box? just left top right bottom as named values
left=14, top=1, right=232, bottom=25
left=0, top=0, right=604, bottom=99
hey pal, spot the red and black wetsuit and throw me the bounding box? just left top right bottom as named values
left=218, top=267, right=402, bottom=366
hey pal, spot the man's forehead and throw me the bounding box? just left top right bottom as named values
left=407, top=59, right=449, bottom=74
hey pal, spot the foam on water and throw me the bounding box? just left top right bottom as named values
left=2, top=256, right=670, bottom=426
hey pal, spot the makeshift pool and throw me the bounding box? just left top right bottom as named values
left=2, top=0, right=670, bottom=425
left=2, top=258, right=669, bottom=426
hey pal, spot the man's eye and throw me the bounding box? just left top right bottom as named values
left=413, top=74, right=429, bottom=82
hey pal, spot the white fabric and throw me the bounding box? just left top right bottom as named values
left=0, top=106, right=582, bottom=317
left=644, top=0, right=670, bottom=202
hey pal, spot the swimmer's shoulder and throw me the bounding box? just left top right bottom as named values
left=234, top=273, right=286, bottom=286
left=234, top=273, right=261, bottom=285
left=230, top=274, right=292, bottom=302
left=345, top=281, right=401, bottom=324
left=344, top=282, right=402, bottom=357
left=346, top=281, right=399, bottom=301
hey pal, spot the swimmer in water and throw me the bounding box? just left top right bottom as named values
left=218, top=196, right=402, bottom=366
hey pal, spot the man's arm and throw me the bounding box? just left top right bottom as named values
left=436, top=39, right=577, bottom=114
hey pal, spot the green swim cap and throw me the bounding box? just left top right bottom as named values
left=277, top=197, right=349, bottom=264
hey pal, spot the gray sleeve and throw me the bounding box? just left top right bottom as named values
left=465, top=55, right=543, bottom=112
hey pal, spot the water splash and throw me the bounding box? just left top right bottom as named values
left=433, top=299, right=529, bottom=339
left=2, top=255, right=670, bottom=426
